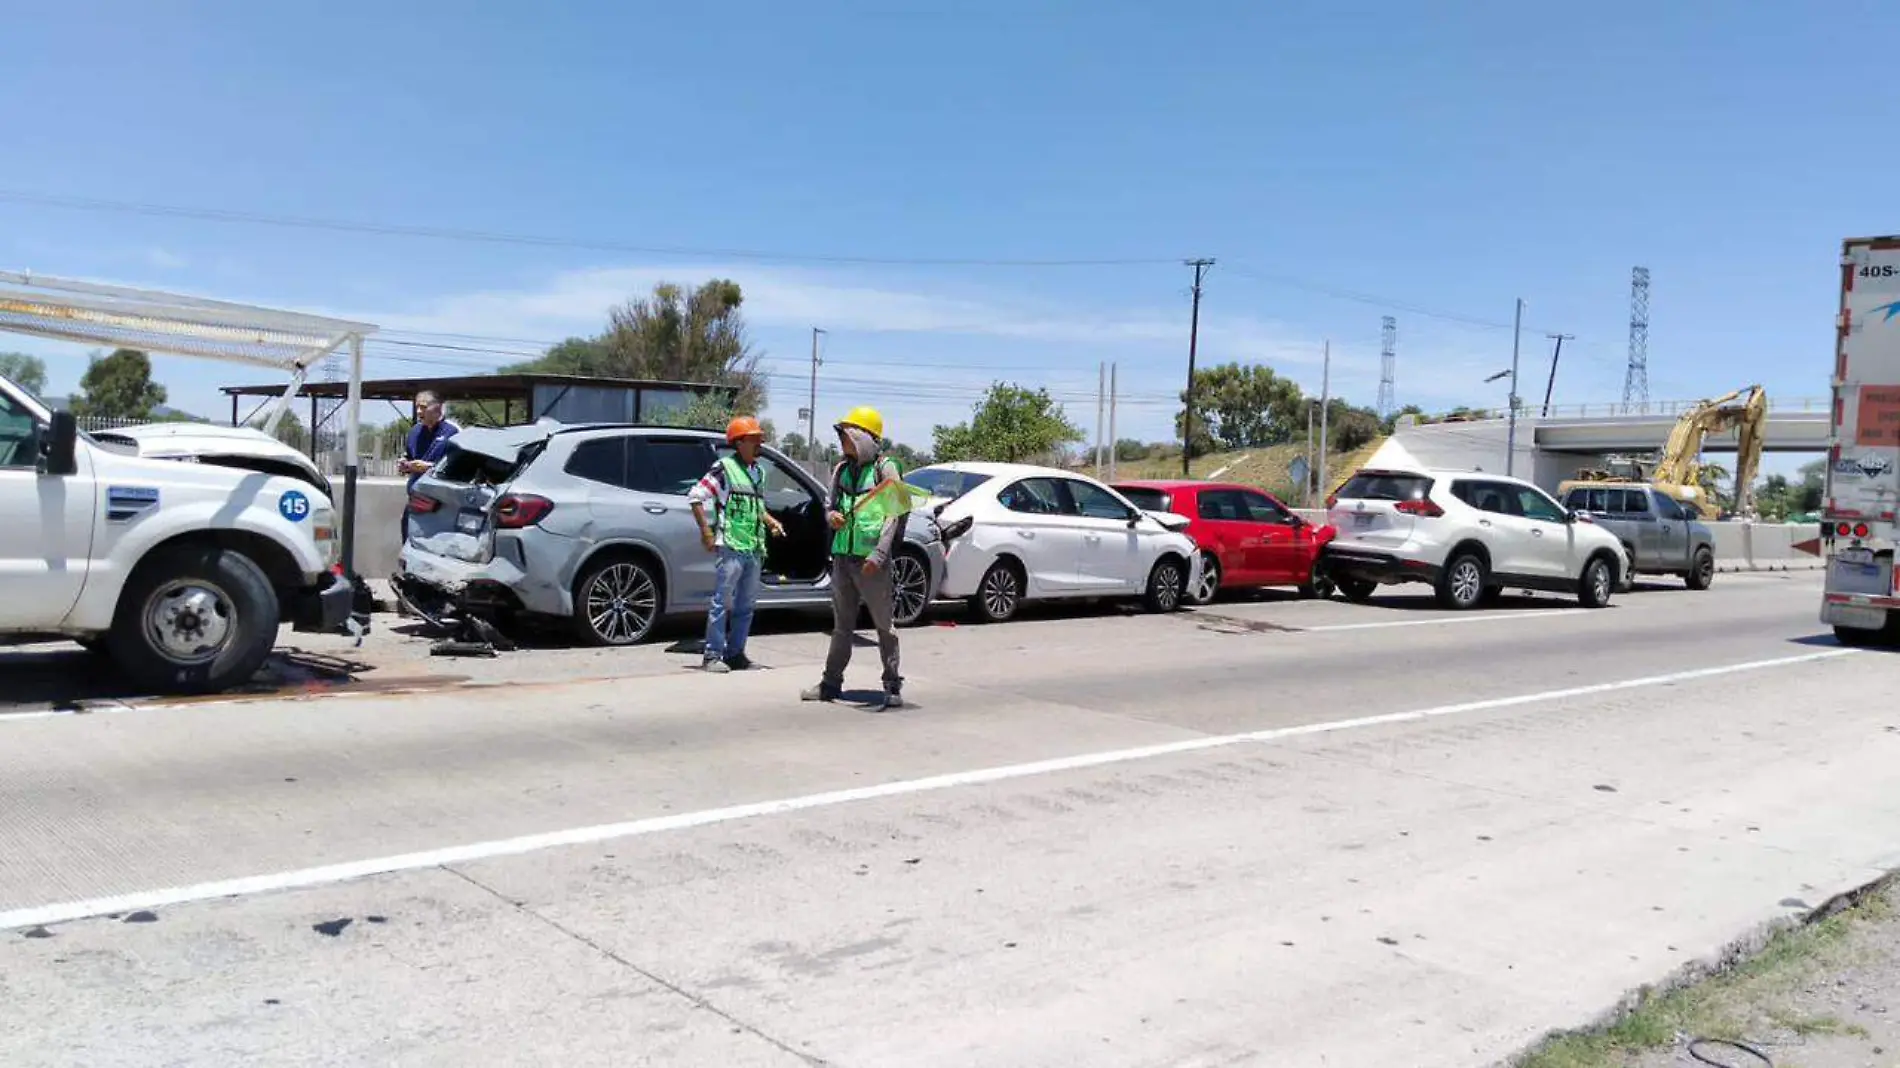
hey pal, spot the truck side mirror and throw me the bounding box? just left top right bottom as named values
left=39, top=411, right=78, bottom=477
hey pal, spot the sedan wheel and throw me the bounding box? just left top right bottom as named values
left=1186, top=553, right=1222, bottom=606
left=890, top=551, right=931, bottom=627
left=1144, top=557, right=1186, bottom=613
left=574, top=558, right=661, bottom=646
left=1297, top=559, right=1334, bottom=600
left=970, top=560, right=1023, bottom=623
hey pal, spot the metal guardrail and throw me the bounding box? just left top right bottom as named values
left=1533, top=397, right=1829, bottom=420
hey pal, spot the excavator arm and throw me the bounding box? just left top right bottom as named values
left=1650, top=385, right=1767, bottom=519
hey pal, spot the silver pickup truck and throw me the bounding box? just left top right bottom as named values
left=1559, top=482, right=1715, bottom=590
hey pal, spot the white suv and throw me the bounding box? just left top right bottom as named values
left=1321, top=468, right=1628, bottom=610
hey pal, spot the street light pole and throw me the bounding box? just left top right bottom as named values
left=1505, top=298, right=1524, bottom=477
left=1182, top=258, right=1214, bottom=477
left=1541, top=332, right=1572, bottom=417
left=807, top=327, right=825, bottom=469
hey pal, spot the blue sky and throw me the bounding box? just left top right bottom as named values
left=0, top=0, right=1889, bottom=462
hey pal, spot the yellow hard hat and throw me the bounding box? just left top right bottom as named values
left=838, top=405, right=884, bottom=439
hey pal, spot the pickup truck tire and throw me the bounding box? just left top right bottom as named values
left=1686, top=547, right=1715, bottom=590
left=108, top=544, right=280, bottom=694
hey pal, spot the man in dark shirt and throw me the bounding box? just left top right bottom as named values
left=398, top=390, right=459, bottom=541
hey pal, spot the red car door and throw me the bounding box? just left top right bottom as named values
left=1236, top=489, right=1303, bottom=583
left=1192, top=487, right=1261, bottom=584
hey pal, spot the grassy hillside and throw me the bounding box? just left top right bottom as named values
left=1087, top=442, right=1366, bottom=504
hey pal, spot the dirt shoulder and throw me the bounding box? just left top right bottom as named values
left=1517, top=879, right=1900, bottom=1068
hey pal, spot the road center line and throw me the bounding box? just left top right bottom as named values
left=0, top=647, right=1861, bottom=932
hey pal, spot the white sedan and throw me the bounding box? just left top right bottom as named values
left=905, top=461, right=1203, bottom=623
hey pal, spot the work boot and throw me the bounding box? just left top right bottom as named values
left=725, top=653, right=754, bottom=671
left=702, top=658, right=731, bottom=674
left=801, top=682, right=840, bottom=702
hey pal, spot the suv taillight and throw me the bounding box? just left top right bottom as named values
left=1395, top=498, right=1444, bottom=518
left=1325, top=494, right=1337, bottom=509
left=407, top=493, right=440, bottom=514
left=495, top=493, right=555, bottom=529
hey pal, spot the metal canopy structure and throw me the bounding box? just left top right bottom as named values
left=0, top=270, right=379, bottom=575
left=218, top=372, right=741, bottom=435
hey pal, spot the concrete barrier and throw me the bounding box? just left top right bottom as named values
left=343, top=477, right=409, bottom=580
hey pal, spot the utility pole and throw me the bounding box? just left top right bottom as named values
left=1541, top=332, right=1572, bottom=417
left=1181, top=258, right=1214, bottom=477
left=1107, top=363, right=1119, bottom=481
left=1305, top=400, right=1316, bottom=507
left=1095, top=361, right=1107, bottom=478
left=1317, top=340, right=1331, bottom=502
left=1505, top=299, right=1524, bottom=477
left=807, top=327, right=825, bottom=469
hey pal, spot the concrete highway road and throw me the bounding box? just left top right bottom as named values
left=2, top=573, right=1895, bottom=1067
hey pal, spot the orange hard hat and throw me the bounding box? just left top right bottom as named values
left=725, top=415, right=765, bottom=443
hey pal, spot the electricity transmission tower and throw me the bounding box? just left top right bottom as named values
left=1376, top=316, right=1397, bottom=418
left=1622, top=266, right=1650, bottom=414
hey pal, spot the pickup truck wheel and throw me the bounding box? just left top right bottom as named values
left=109, top=545, right=279, bottom=694
left=1686, top=547, right=1715, bottom=590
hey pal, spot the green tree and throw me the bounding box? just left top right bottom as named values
left=1324, top=400, right=1384, bottom=452
left=0, top=352, right=48, bottom=396
left=932, top=382, right=1084, bottom=463
left=1383, top=404, right=1426, bottom=433
left=885, top=441, right=933, bottom=471
left=506, top=280, right=765, bottom=409
left=1796, top=459, right=1826, bottom=512
left=1114, top=438, right=1152, bottom=462
left=248, top=408, right=311, bottom=450
left=71, top=348, right=167, bottom=421
left=1175, top=362, right=1306, bottom=452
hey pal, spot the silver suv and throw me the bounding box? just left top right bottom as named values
left=1558, top=482, right=1716, bottom=590
left=394, top=423, right=948, bottom=645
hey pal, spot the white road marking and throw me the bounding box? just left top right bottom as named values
left=0, top=647, right=1863, bottom=932
left=1305, top=610, right=1585, bottom=632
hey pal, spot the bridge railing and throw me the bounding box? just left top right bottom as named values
left=1533, top=396, right=1829, bottom=420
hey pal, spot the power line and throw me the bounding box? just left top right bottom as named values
left=0, top=189, right=1180, bottom=269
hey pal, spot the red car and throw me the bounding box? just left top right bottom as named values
left=1112, top=480, right=1337, bottom=605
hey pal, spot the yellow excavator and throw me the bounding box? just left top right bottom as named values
left=1559, top=385, right=1769, bottom=521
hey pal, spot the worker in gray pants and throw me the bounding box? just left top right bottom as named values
left=802, top=406, right=906, bottom=709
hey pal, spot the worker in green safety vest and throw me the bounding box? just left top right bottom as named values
left=689, top=415, right=785, bottom=673
left=802, top=405, right=910, bottom=709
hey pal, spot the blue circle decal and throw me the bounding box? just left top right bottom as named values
left=278, top=490, right=310, bottom=522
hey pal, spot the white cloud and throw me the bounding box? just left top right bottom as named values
left=363, top=264, right=1333, bottom=368
left=142, top=247, right=188, bottom=270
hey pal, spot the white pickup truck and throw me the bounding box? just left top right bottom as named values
left=0, top=372, right=356, bottom=693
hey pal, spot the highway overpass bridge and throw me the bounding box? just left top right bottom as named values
left=1369, top=397, right=1831, bottom=493
left=1532, top=397, right=1830, bottom=453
